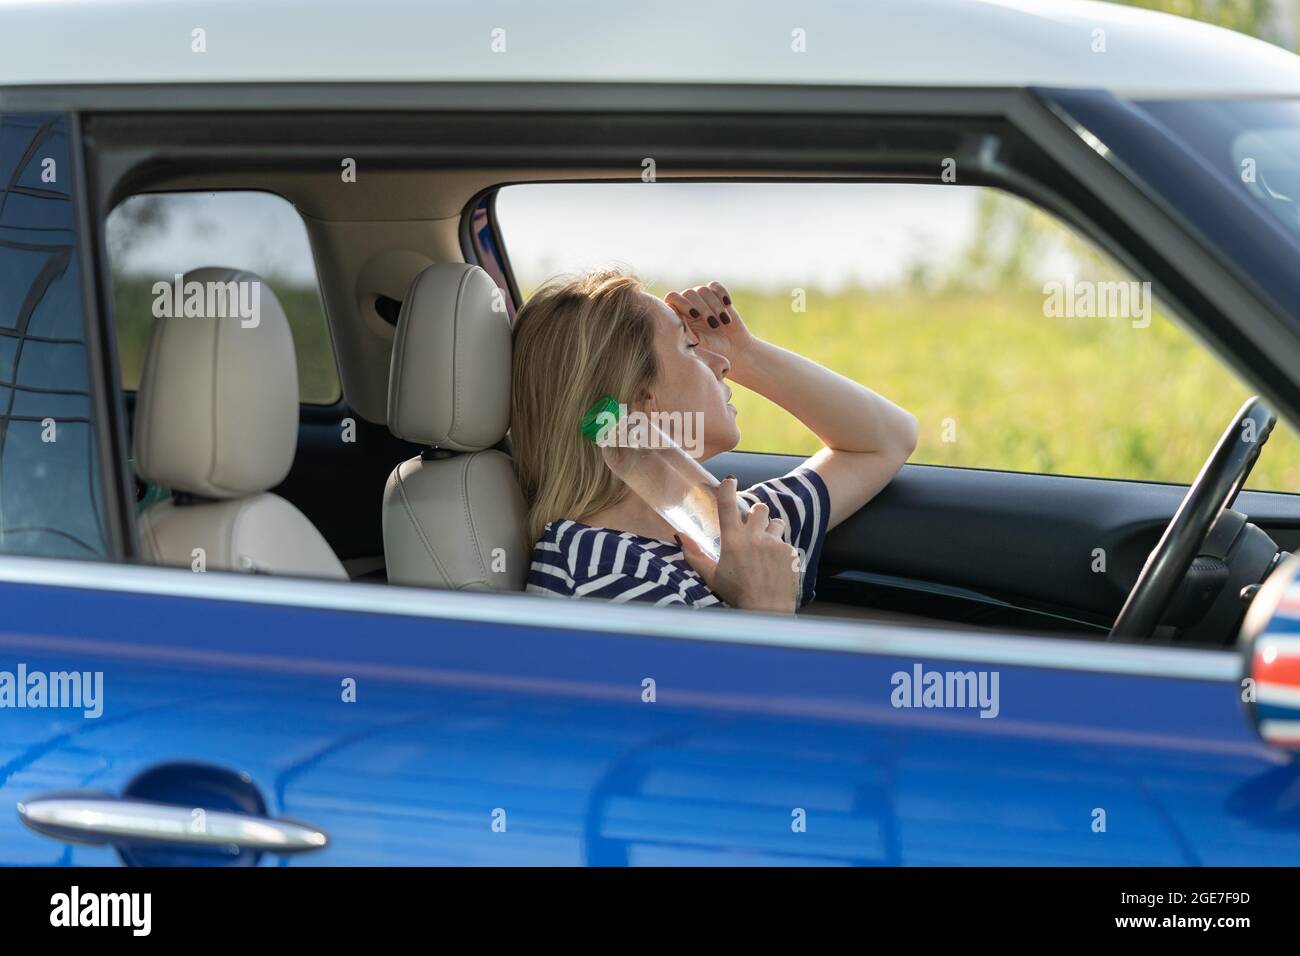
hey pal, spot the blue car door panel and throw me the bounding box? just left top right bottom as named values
left=1, top=561, right=1294, bottom=866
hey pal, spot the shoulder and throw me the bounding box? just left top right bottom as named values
left=529, top=521, right=719, bottom=607
left=528, top=521, right=595, bottom=597
left=530, top=520, right=669, bottom=584
left=740, top=466, right=831, bottom=522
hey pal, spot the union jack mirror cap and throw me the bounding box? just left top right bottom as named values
left=1240, top=553, right=1300, bottom=751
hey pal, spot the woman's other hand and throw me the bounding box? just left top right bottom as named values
left=676, top=477, right=800, bottom=613
left=664, top=281, right=755, bottom=367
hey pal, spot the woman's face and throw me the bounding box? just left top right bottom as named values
left=639, top=292, right=739, bottom=459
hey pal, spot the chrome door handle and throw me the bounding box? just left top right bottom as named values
left=17, top=795, right=328, bottom=853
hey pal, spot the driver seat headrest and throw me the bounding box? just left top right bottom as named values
left=381, top=262, right=529, bottom=592
left=386, top=263, right=511, bottom=451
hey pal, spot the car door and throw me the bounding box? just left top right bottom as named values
left=2, top=556, right=1297, bottom=866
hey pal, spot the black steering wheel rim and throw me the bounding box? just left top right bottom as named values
left=1109, top=397, right=1276, bottom=641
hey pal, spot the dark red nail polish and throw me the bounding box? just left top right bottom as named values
left=708, top=316, right=719, bottom=328
left=689, top=308, right=700, bottom=318
left=721, top=315, right=731, bottom=324
left=724, top=474, right=735, bottom=481
left=723, top=295, right=731, bottom=305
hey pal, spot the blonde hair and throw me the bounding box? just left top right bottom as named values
left=511, top=269, right=659, bottom=542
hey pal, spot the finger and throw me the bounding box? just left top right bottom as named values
left=713, top=476, right=742, bottom=533
left=664, top=290, right=699, bottom=319
left=674, top=532, right=718, bottom=582
left=706, top=281, right=732, bottom=307
left=707, top=282, right=738, bottom=327
left=747, top=501, right=770, bottom=529
left=682, top=288, right=719, bottom=329
left=696, top=284, right=727, bottom=321
left=663, top=292, right=705, bottom=342
left=766, top=516, right=786, bottom=541
left=662, top=291, right=694, bottom=316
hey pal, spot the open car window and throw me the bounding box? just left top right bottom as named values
left=494, top=181, right=1300, bottom=493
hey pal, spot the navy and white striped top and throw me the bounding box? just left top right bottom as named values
left=526, top=467, right=831, bottom=609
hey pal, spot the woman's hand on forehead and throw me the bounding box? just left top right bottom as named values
left=663, top=281, right=754, bottom=362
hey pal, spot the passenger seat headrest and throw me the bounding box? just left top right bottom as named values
left=387, top=263, right=511, bottom=451
left=133, top=267, right=298, bottom=499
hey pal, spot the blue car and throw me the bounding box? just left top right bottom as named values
left=3, top=0, right=1300, bottom=868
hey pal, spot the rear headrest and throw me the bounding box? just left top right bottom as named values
left=386, top=263, right=511, bottom=451
left=133, top=267, right=298, bottom=499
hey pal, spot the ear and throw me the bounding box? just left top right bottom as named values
left=631, top=391, right=657, bottom=416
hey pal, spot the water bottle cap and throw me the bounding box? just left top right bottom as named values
left=580, top=395, right=622, bottom=443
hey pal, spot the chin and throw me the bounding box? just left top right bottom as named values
left=709, top=427, right=741, bottom=458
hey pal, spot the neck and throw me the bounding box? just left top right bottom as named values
left=578, top=492, right=676, bottom=543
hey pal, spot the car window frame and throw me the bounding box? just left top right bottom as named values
left=25, top=79, right=1295, bottom=651
left=480, top=175, right=1294, bottom=488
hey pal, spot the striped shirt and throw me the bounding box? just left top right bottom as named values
left=526, top=467, right=831, bottom=609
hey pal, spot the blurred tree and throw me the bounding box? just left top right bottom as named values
left=105, top=194, right=170, bottom=265
left=1117, top=0, right=1275, bottom=42
left=943, top=0, right=1287, bottom=292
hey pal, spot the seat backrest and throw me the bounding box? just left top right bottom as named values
left=382, top=262, right=528, bottom=591
left=133, top=267, right=347, bottom=580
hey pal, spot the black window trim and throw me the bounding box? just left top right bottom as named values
left=72, top=109, right=135, bottom=561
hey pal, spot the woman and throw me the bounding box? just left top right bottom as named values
left=511, top=270, right=917, bottom=613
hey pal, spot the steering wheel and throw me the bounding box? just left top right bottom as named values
left=1109, top=397, right=1276, bottom=641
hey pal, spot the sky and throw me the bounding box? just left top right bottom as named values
left=106, top=182, right=984, bottom=292
left=495, top=181, right=980, bottom=293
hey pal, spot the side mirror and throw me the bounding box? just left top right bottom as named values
left=1239, top=553, right=1300, bottom=752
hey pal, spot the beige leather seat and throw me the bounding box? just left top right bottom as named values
left=134, top=267, right=347, bottom=580
left=382, top=262, right=528, bottom=591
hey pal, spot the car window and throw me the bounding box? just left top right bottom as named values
left=0, top=112, right=111, bottom=559
left=494, top=181, right=1300, bottom=492
left=105, top=190, right=341, bottom=405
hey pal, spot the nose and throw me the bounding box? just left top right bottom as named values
left=703, top=347, right=730, bottom=379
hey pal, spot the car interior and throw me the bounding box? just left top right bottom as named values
left=87, top=110, right=1300, bottom=651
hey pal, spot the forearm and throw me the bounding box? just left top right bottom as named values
left=730, top=339, right=917, bottom=456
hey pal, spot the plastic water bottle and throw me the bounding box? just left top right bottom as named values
left=581, top=396, right=722, bottom=561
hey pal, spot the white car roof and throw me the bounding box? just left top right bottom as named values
left=2, top=0, right=1299, bottom=97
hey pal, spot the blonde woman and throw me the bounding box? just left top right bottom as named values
left=511, top=271, right=917, bottom=613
